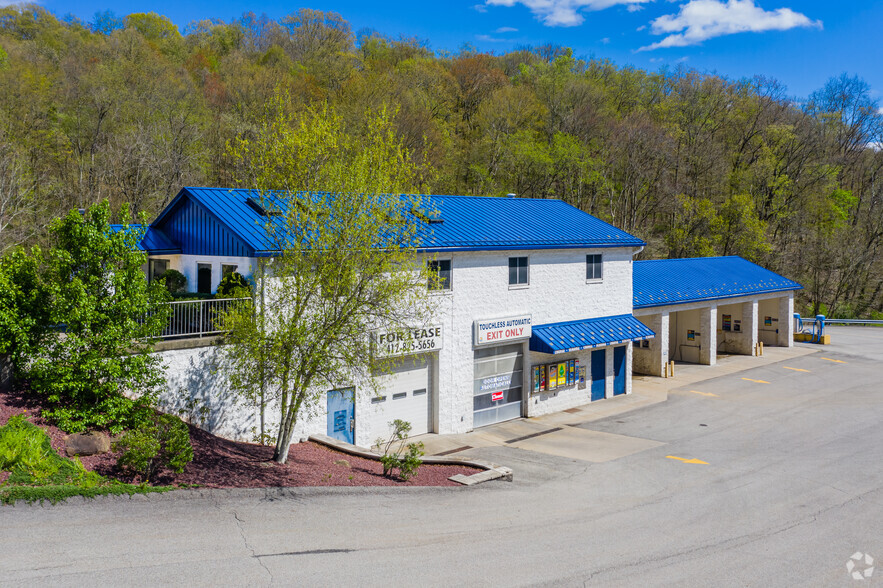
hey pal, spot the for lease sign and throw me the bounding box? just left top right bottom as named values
left=474, top=314, right=532, bottom=345
left=374, top=326, right=443, bottom=358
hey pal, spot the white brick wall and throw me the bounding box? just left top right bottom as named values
left=430, top=247, right=635, bottom=434
left=155, top=246, right=639, bottom=442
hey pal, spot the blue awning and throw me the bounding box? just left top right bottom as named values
left=530, top=314, right=655, bottom=355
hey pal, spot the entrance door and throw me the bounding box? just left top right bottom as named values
left=326, top=387, right=355, bottom=443
left=473, top=343, right=523, bottom=428
left=591, top=349, right=606, bottom=401
left=613, top=346, right=626, bottom=396
left=197, top=263, right=212, bottom=294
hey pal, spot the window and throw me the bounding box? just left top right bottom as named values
left=508, top=257, right=528, bottom=286
left=148, top=259, right=168, bottom=283
left=427, top=259, right=451, bottom=291
left=197, top=263, right=212, bottom=294
left=221, top=264, right=238, bottom=276
left=586, top=254, right=603, bottom=281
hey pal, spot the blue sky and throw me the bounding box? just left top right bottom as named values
left=29, top=0, right=882, bottom=100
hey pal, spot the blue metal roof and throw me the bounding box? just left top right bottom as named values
left=417, top=194, right=645, bottom=251
left=633, top=256, right=803, bottom=308
left=530, top=314, right=655, bottom=355
left=148, top=187, right=645, bottom=256
left=110, top=224, right=181, bottom=254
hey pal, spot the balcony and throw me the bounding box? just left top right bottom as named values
left=151, top=297, right=249, bottom=340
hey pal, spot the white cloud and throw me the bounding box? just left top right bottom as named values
left=638, top=0, right=822, bottom=51
left=600, top=37, right=610, bottom=43
left=485, top=0, right=654, bottom=27
left=477, top=34, right=508, bottom=42
left=473, top=4, right=489, bottom=13
left=496, top=26, right=519, bottom=32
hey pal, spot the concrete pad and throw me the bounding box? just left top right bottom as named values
left=509, top=426, right=665, bottom=463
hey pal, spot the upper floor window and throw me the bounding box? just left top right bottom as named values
left=148, top=259, right=168, bottom=283
left=586, top=254, right=603, bottom=281
left=197, top=263, right=212, bottom=294
left=427, top=259, right=452, bottom=291
left=508, top=256, right=528, bottom=286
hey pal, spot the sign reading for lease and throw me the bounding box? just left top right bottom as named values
left=374, top=326, right=443, bottom=358
left=474, top=314, right=532, bottom=345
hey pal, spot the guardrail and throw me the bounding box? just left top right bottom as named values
left=822, top=318, right=883, bottom=326
left=151, top=297, right=250, bottom=340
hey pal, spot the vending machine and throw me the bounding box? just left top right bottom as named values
left=557, top=363, right=566, bottom=387
left=547, top=364, right=557, bottom=391
left=533, top=366, right=541, bottom=393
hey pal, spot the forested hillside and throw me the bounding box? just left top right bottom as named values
left=0, top=7, right=880, bottom=316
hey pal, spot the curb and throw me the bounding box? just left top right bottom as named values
left=309, top=434, right=513, bottom=486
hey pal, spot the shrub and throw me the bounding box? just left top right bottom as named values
left=376, top=419, right=423, bottom=482
left=114, top=414, right=194, bottom=482
left=217, top=271, right=250, bottom=297
left=161, top=269, right=187, bottom=294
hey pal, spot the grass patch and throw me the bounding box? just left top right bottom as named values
left=0, top=414, right=171, bottom=505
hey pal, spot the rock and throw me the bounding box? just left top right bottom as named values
left=334, top=459, right=351, bottom=468
left=64, top=431, right=111, bottom=457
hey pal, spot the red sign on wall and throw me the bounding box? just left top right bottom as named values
left=491, top=391, right=504, bottom=402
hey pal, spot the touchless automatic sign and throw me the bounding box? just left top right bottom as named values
left=474, top=314, right=532, bottom=346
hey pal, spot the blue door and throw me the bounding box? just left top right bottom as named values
left=327, top=388, right=355, bottom=444
left=591, top=350, right=606, bottom=401
left=613, top=346, right=626, bottom=396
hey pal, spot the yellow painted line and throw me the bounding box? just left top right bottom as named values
left=782, top=366, right=810, bottom=373
left=741, top=378, right=770, bottom=384
left=821, top=357, right=846, bottom=364
left=666, top=455, right=708, bottom=465
left=689, top=390, right=719, bottom=397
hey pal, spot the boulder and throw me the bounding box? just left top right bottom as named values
left=64, top=431, right=111, bottom=457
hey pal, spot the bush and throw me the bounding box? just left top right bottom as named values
left=217, top=271, right=251, bottom=297
left=114, top=414, right=194, bottom=482
left=161, top=269, right=187, bottom=294
left=375, top=419, right=423, bottom=482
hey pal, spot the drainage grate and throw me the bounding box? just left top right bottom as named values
left=505, top=427, right=562, bottom=444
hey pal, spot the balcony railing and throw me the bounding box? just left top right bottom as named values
left=151, top=297, right=249, bottom=340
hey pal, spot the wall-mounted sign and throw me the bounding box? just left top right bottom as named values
left=687, top=330, right=696, bottom=341
left=374, top=325, right=443, bottom=358
left=734, top=320, right=741, bottom=332
left=474, top=314, right=532, bottom=346
left=764, top=316, right=772, bottom=326
left=722, top=314, right=732, bottom=332
left=491, top=391, right=504, bottom=402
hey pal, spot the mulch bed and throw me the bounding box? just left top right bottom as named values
left=0, top=387, right=478, bottom=489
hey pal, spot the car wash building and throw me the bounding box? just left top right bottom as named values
left=137, top=187, right=655, bottom=446
left=631, top=257, right=802, bottom=377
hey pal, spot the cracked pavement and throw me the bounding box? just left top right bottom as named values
left=1, top=326, right=881, bottom=586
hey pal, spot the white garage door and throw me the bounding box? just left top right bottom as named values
left=366, top=355, right=431, bottom=442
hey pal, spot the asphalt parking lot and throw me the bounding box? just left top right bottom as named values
left=2, top=326, right=881, bottom=587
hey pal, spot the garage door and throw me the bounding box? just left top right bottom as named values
left=367, top=355, right=431, bottom=442
left=473, top=343, right=523, bottom=428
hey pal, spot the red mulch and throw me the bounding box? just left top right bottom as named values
left=0, top=386, right=478, bottom=488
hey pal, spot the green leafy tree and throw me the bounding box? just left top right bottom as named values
left=9, top=201, right=171, bottom=433
left=223, top=90, right=434, bottom=463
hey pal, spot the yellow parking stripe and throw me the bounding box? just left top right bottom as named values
left=741, top=378, right=770, bottom=384
left=666, top=456, right=708, bottom=465
left=821, top=357, right=846, bottom=364
left=782, top=366, right=810, bottom=373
